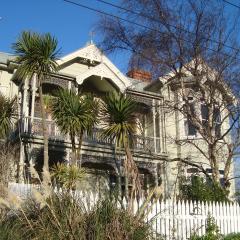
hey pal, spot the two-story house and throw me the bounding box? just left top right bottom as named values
left=0, top=43, right=236, bottom=197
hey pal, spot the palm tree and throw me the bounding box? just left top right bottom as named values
left=13, top=31, right=59, bottom=172
left=101, top=93, right=141, bottom=201
left=51, top=89, right=98, bottom=165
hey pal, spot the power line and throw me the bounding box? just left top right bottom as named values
left=63, top=0, right=240, bottom=60
left=64, top=0, right=160, bottom=33
left=222, top=0, right=240, bottom=9
left=96, top=0, right=240, bottom=52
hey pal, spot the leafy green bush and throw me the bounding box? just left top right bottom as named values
left=224, top=233, right=240, bottom=240
left=190, top=215, right=222, bottom=240
left=179, top=176, right=229, bottom=202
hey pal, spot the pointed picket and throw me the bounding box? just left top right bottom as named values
left=176, top=200, right=181, bottom=240
left=159, top=200, right=164, bottom=239
left=216, top=201, right=220, bottom=233
left=223, top=200, right=228, bottom=235
left=182, top=200, right=187, bottom=240
left=237, top=202, right=240, bottom=231
left=155, top=199, right=160, bottom=237
left=219, top=201, right=224, bottom=234
left=199, top=201, right=204, bottom=237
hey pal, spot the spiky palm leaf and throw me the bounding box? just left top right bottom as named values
left=51, top=90, right=97, bottom=136
left=0, top=94, right=16, bottom=139
left=51, top=163, right=85, bottom=190
left=101, top=93, right=138, bottom=148
left=12, top=31, right=59, bottom=80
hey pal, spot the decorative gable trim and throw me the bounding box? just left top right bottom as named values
left=58, top=44, right=104, bottom=64
left=59, top=43, right=131, bottom=92
left=76, top=63, right=127, bottom=92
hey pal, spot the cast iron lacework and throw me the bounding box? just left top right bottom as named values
left=42, top=76, right=69, bottom=89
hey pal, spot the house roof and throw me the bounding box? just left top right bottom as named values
left=0, top=44, right=161, bottom=97
left=127, top=77, right=149, bottom=91
left=59, top=43, right=132, bottom=92
left=58, top=42, right=104, bottom=65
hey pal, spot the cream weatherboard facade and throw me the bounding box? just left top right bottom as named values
left=0, top=43, right=236, bottom=197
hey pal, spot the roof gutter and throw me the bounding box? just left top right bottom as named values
left=126, top=88, right=163, bottom=100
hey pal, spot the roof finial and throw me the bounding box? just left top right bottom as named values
left=89, top=30, right=95, bottom=44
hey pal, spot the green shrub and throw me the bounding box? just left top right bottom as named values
left=179, top=176, right=229, bottom=202
left=0, top=220, right=23, bottom=240
left=86, top=198, right=151, bottom=240
left=190, top=215, right=222, bottom=240
left=224, top=233, right=240, bottom=240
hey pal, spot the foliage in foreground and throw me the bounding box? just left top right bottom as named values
left=0, top=191, right=152, bottom=240
left=190, top=215, right=222, bottom=240
left=179, top=176, right=229, bottom=202
left=51, top=163, right=86, bottom=190
left=0, top=94, right=16, bottom=139
left=223, top=233, right=240, bottom=240
left=190, top=215, right=240, bottom=240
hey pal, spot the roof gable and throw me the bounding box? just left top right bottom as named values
left=58, top=43, right=131, bottom=92
left=58, top=43, right=103, bottom=65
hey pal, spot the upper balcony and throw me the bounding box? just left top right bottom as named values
left=21, top=116, right=163, bottom=154
left=18, top=70, right=167, bottom=155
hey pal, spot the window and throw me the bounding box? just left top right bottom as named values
left=187, top=168, right=199, bottom=174
left=201, top=103, right=221, bottom=138
left=201, top=104, right=209, bottom=129
left=213, top=107, right=221, bottom=138
left=206, top=168, right=224, bottom=175
left=183, top=98, right=197, bottom=136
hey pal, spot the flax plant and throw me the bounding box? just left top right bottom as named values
left=51, top=163, right=86, bottom=190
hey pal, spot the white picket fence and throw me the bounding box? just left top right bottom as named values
left=8, top=183, right=240, bottom=240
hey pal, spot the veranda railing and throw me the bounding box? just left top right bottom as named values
left=21, top=117, right=162, bottom=153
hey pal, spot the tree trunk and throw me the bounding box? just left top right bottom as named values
left=208, top=144, right=220, bottom=185
left=124, top=144, right=141, bottom=208
left=76, top=133, right=83, bottom=167
left=114, top=143, right=122, bottom=197
left=38, top=80, right=49, bottom=172
left=70, top=133, right=77, bottom=165
left=223, top=144, right=233, bottom=190
left=124, top=173, right=129, bottom=199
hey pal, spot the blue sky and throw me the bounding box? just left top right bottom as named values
left=0, top=0, right=128, bottom=72
left=1, top=0, right=239, bottom=73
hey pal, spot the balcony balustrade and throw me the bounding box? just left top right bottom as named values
left=22, top=117, right=161, bottom=153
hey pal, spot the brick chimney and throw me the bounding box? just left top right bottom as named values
left=127, top=69, right=152, bottom=82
